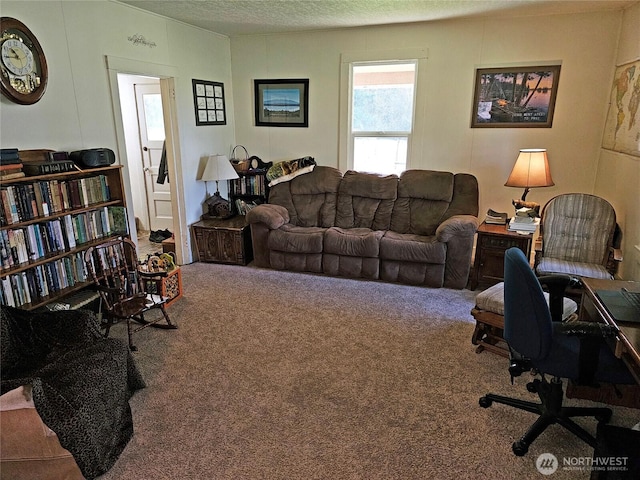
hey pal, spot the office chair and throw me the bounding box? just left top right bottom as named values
left=479, top=248, right=634, bottom=456
left=535, top=193, right=622, bottom=280
left=84, top=237, right=177, bottom=351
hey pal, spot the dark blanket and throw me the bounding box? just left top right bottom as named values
left=1, top=306, right=145, bottom=479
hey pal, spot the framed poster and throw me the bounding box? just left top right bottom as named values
left=602, top=59, right=640, bottom=157
left=254, top=79, right=309, bottom=127
left=192, top=79, right=226, bottom=126
left=471, top=65, right=561, bottom=128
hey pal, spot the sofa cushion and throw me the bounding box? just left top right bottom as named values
left=267, top=224, right=326, bottom=253
left=324, top=227, right=383, bottom=257
left=268, top=166, right=342, bottom=227
left=391, top=170, right=479, bottom=235
left=391, top=170, right=453, bottom=235
left=335, top=171, right=398, bottom=230
left=379, top=231, right=447, bottom=264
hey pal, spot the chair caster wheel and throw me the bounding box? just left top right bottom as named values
left=526, top=379, right=540, bottom=393
left=479, top=396, right=492, bottom=408
left=512, top=440, right=529, bottom=456
left=596, top=411, right=612, bottom=423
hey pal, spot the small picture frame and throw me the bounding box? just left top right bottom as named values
left=192, top=79, right=226, bottom=126
left=254, top=79, right=309, bottom=127
left=471, top=65, right=561, bottom=128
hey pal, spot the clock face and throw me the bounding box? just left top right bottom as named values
left=0, top=17, right=47, bottom=105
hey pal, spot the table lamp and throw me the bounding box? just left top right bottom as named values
left=504, top=149, right=554, bottom=214
left=198, top=154, right=238, bottom=219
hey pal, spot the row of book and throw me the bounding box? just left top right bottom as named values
left=0, top=174, right=111, bottom=226
left=0, top=148, right=25, bottom=181
left=230, top=174, right=267, bottom=197
left=0, top=206, right=128, bottom=271
left=0, top=252, right=88, bottom=308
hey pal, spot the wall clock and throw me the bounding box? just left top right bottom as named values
left=0, top=17, right=48, bottom=105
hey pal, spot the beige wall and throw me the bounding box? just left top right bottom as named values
left=594, top=2, right=640, bottom=281
left=0, top=1, right=235, bottom=263
left=231, top=8, right=639, bottom=278
left=1, top=2, right=637, bottom=276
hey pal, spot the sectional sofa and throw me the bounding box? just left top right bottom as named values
left=246, top=166, right=479, bottom=289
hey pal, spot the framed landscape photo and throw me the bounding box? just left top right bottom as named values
left=254, top=79, right=309, bottom=127
left=471, top=65, right=561, bottom=128
left=192, top=79, right=226, bottom=126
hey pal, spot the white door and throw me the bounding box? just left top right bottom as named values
left=135, top=83, right=173, bottom=231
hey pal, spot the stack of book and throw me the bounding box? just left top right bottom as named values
left=0, top=149, right=25, bottom=181
left=485, top=209, right=508, bottom=225
left=508, top=207, right=540, bottom=233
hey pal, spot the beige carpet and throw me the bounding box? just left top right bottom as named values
left=99, top=263, right=639, bottom=479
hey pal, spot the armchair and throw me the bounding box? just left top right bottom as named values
left=534, top=193, right=622, bottom=279
left=479, top=248, right=634, bottom=456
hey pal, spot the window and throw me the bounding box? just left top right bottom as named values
left=350, top=61, right=417, bottom=175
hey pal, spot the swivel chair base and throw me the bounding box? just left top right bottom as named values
left=480, top=376, right=612, bottom=456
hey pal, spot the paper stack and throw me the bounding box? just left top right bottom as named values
left=508, top=207, right=540, bottom=232
left=485, top=209, right=508, bottom=225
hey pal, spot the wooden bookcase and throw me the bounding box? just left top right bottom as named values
left=229, top=169, right=269, bottom=215
left=0, top=165, right=128, bottom=310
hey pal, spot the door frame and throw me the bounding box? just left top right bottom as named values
left=105, top=55, right=188, bottom=265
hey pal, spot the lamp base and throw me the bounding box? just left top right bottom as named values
left=203, top=191, right=235, bottom=220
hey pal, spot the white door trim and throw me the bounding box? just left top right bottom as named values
left=105, top=55, right=189, bottom=265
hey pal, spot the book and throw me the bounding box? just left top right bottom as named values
left=0, top=171, right=26, bottom=180
left=485, top=209, right=508, bottom=225
left=0, top=162, right=23, bottom=171
left=22, top=160, right=77, bottom=176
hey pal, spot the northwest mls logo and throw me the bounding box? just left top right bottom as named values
left=536, top=453, right=559, bottom=475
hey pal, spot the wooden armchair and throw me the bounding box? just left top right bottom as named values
left=534, top=193, right=622, bottom=280
left=84, top=237, right=177, bottom=351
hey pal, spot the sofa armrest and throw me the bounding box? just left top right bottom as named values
left=246, top=204, right=290, bottom=230
left=435, top=215, right=480, bottom=242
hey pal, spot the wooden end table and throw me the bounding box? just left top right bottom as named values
left=470, top=221, right=533, bottom=290
left=191, top=216, right=253, bottom=265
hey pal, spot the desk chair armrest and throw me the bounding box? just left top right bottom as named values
left=556, top=321, right=617, bottom=339
left=538, top=274, right=581, bottom=322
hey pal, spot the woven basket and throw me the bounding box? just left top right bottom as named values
left=231, top=145, right=249, bottom=173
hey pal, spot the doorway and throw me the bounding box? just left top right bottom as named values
left=117, top=75, right=173, bottom=256
left=106, top=55, right=188, bottom=265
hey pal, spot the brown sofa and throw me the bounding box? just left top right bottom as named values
left=246, top=166, right=479, bottom=289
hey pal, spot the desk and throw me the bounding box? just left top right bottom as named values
left=580, top=277, right=640, bottom=384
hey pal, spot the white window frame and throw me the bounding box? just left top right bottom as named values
left=339, top=48, right=428, bottom=173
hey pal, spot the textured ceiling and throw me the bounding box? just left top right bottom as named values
left=118, top=0, right=637, bottom=36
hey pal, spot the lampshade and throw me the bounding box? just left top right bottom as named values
left=198, top=154, right=238, bottom=182
left=505, top=149, right=554, bottom=201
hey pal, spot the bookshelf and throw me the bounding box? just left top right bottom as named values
left=229, top=169, right=269, bottom=215
left=0, top=165, right=128, bottom=310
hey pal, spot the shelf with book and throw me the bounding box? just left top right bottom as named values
left=0, top=165, right=128, bottom=310
left=229, top=169, right=269, bottom=215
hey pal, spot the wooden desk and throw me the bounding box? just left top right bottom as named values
left=580, top=277, right=640, bottom=384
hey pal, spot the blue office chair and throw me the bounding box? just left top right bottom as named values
left=479, top=248, right=635, bottom=456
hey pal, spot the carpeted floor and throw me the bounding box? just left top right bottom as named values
left=99, top=263, right=639, bottom=479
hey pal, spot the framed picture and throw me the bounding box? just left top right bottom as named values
left=192, top=79, right=226, bottom=126
left=471, top=65, right=561, bottom=128
left=254, top=79, right=309, bottom=127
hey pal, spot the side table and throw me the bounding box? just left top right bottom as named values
left=192, top=216, right=253, bottom=265
left=470, top=221, right=533, bottom=290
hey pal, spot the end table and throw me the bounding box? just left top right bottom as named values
left=470, top=221, right=533, bottom=290
left=191, top=216, right=253, bottom=265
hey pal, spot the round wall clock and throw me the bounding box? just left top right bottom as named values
left=0, top=17, right=48, bottom=105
